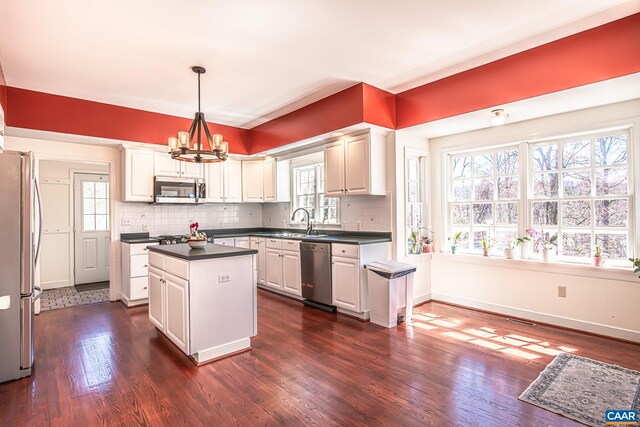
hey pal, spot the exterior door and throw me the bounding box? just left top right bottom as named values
left=74, top=173, right=110, bottom=285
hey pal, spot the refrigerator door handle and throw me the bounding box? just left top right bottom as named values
left=34, top=179, right=43, bottom=265
left=33, top=286, right=43, bottom=302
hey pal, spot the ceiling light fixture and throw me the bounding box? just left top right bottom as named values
left=168, top=66, right=229, bottom=163
left=489, top=109, right=509, bottom=126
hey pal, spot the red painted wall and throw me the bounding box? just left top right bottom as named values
left=6, top=87, right=251, bottom=154
left=362, top=83, right=396, bottom=130
left=249, top=84, right=365, bottom=153
left=396, top=13, right=640, bottom=128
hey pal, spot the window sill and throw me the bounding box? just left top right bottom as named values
left=434, top=252, right=638, bottom=283
left=406, top=252, right=434, bottom=259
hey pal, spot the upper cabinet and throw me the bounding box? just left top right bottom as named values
left=242, top=160, right=264, bottom=202
left=263, top=158, right=290, bottom=203
left=205, top=159, right=242, bottom=203
left=324, top=132, right=386, bottom=197
left=123, top=148, right=154, bottom=202
left=154, top=152, right=203, bottom=179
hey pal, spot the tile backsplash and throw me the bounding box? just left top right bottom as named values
left=116, top=202, right=263, bottom=236
left=262, top=194, right=392, bottom=232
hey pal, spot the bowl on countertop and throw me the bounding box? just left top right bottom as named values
left=187, top=239, right=207, bottom=249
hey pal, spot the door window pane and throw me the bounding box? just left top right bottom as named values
left=81, top=177, right=109, bottom=232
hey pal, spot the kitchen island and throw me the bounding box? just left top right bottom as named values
left=147, top=243, right=258, bottom=365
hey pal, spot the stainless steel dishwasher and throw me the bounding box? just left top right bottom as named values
left=300, top=242, right=336, bottom=312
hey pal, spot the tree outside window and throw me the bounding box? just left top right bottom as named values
left=292, top=164, right=338, bottom=224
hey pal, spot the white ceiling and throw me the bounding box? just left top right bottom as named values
left=1, top=0, right=639, bottom=128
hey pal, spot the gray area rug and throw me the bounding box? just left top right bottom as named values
left=519, top=353, right=640, bottom=426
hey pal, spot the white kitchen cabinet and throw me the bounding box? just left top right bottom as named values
left=204, top=162, right=224, bottom=203
left=123, top=148, right=154, bottom=202
left=250, top=237, right=266, bottom=285
left=165, top=273, right=190, bottom=354
left=263, top=158, right=291, bottom=202
left=235, top=236, right=250, bottom=248
left=282, top=250, right=301, bottom=295
left=242, top=161, right=264, bottom=202
left=148, top=266, right=165, bottom=330
left=214, top=237, right=235, bottom=246
left=180, top=162, right=204, bottom=179
left=332, top=255, right=360, bottom=312
left=330, top=242, right=391, bottom=317
left=265, top=248, right=283, bottom=290
left=224, top=159, right=243, bottom=203
left=323, top=132, right=386, bottom=197
left=121, top=241, right=159, bottom=306
left=154, top=151, right=180, bottom=177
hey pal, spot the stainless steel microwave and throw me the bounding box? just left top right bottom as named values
left=153, top=176, right=206, bottom=204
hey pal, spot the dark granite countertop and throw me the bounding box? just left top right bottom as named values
left=120, top=232, right=159, bottom=244
left=147, top=243, right=257, bottom=261
left=199, top=228, right=392, bottom=245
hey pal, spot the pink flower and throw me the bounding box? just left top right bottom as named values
left=526, top=228, right=541, bottom=239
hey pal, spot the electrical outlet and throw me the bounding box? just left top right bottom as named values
left=356, top=221, right=362, bottom=230
left=558, top=285, right=567, bottom=298
left=218, top=274, right=231, bottom=283
left=142, top=223, right=148, bottom=231
left=121, top=218, right=131, bottom=226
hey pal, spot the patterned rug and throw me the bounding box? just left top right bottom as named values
left=519, top=353, right=640, bottom=426
left=40, top=285, right=110, bottom=312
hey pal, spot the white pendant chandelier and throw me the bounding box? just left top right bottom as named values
left=168, top=66, right=229, bottom=163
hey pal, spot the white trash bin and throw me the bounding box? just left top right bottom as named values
left=366, top=261, right=416, bottom=328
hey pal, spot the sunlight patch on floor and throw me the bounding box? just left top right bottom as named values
left=524, top=344, right=563, bottom=356
left=464, top=328, right=496, bottom=338
left=469, top=339, right=505, bottom=350
left=500, top=347, right=540, bottom=360
left=506, top=334, right=540, bottom=343
left=410, top=322, right=438, bottom=331
left=441, top=331, right=473, bottom=341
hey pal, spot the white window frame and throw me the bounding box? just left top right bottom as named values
left=527, top=129, right=633, bottom=266
left=447, top=145, right=520, bottom=253
left=291, top=163, right=340, bottom=225
left=405, top=148, right=429, bottom=256
left=444, top=126, right=635, bottom=265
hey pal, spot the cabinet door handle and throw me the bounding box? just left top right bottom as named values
left=144, top=264, right=148, bottom=267
left=341, top=250, right=346, bottom=253
left=143, top=287, right=148, bottom=290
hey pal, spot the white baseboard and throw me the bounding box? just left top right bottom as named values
left=413, top=293, right=432, bottom=306
left=192, top=338, right=251, bottom=363
left=41, top=280, right=71, bottom=290
left=119, top=293, right=148, bottom=307
left=431, top=292, right=640, bottom=343
left=257, top=284, right=304, bottom=301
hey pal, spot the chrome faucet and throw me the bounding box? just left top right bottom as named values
left=291, top=207, right=313, bottom=235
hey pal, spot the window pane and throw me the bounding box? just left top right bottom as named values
left=473, top=153, right=493, bottom=176
left=83, top=199, right=95, bottom=214
left=95, top=182, right=108, bottom=198
left=561, top=200, right=591, bottom=227
left=497, top=177, right=518, bottom=199
left=495, top=203, right=518, bottom=225
left=495, top=229, right=518, bottom=251
left=595, top=135, right=627, bottom=166
left=532, top=201, right=558, bottom=226
left=562, top=171, right=591, bottom=197
left=451, top=204, right=471, bottom=225
left=472, top=230, right=489, bottom=250
left=595, top=167, right=628, bottom=196
left=453, top=180, right=472, bottom=201
left=562, top=140, right=590, bottom=169
left=473, top=178, right=494, bottom=201
left=595, top=199, right=628, bottom=228
left=407, top=159, right=418, bottom=181
left=561, top=232, right=591, bottom=257
left=452, top=156, right=471, bottom=179
left=532, top=145, right=558, bottom=171
left=451, top=229, right=470, bottom=250
left=496, top=150, right=518, bottom=175
left=595, top=233, right=627, bottom=259
left=407, top=182, right=418, bottom=202
left=83, top=182, right=95, bottom=198
left=95, top=199, right=108, bottom=215
left=95, top=215, right=108, bottom=231
left=533, top=173, right=558, bottom=198
left=473, top=203, right=492, bottom=225
left=84, top=215, right=95, bottom=231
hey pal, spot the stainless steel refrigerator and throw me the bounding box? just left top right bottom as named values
left=0, top=151, right=42, bottom=383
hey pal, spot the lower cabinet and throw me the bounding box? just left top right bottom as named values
left=148, top=265, right=190, bottom=354
left=250, top=237, right=266, bottom=285
left=263, top=238, right=301, bottom=297
left=331, top=255, right=360, bottom=312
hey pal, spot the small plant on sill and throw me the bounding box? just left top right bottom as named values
left=629, top=258, right=640, bottom=279
left=480, top=239, right=495, bottom=257
left=448, top=231, right=463, bottom=254
left=593, top=245, right=606, bottom=267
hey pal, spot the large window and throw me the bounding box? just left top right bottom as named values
left=406, top=156, right=423, bottom=232
left=529, top=131, right=631, bottom=262
left=447, top=128, right=633, bottom=264
left=292, top=164, right=338, bottom=224
left=449, top=147, right=519, bottom=251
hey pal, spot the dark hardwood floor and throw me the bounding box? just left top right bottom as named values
left=2, top=289, right=639, bottom=426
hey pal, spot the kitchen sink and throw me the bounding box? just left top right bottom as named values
left=268, top=233, right=328, bottom=238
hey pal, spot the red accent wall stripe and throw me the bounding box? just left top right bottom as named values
left=6, top=87, right=251, bottom=154
left=362, top=83, right=396, bottom=130
left=249, top=84, right=365, bottom=153
left=396, top=13, right=640, bottom=129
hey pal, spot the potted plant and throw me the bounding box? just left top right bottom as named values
left=630, top=258, right=640, bottom=279
left=541, top=234, right=558, bottom=262
left=449, top=231, right=463, bottom=254
left=185, top=222, right=207, bottom=249
left=407, top=228, right=422, bottom=254
left=420, top=227, right=434, bottom=253
left=506, top=236, right=531, bottom=259
left=480, top=239, right=495, bottom=257
left=593, top=245, right=605, bottom=267
left=523, top=229, right=540, bottom=259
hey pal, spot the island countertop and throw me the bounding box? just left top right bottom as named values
left=147, top=243, right=257, bottom=261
